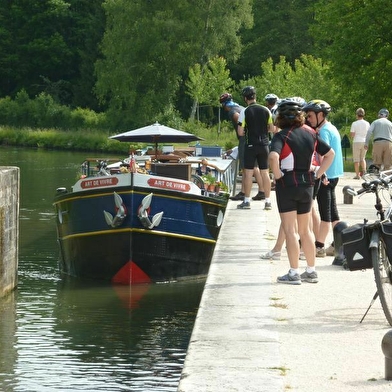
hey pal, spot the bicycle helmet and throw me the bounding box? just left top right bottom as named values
left=242, top=86, right=256, bottom=99
left=264, top=93, right=278, bottom=104
left=219, top=93, right=233, bottom=105
left=277, top=97, right=305, bottom=119
left=303, top=99, right=332, bottom=115
left=368, top=164, right=380, bottom=174
left=379, top=108, right=389, bottom=118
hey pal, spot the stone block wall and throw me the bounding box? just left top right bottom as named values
left=0, top=167, right=19, bottom=297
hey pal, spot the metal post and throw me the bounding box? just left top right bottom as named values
left=343, top=185, right=353, bottom=204
left=381, top=330, right=392, bottom=380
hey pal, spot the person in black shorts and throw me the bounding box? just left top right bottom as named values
left=219, top=92, right=265, bottom=201
left=237, top=86, right=274, bottom=210
left=269, top=98, right=335, bottom=285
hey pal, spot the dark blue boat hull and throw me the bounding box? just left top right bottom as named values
left=54, top=185, right=227, bottom=284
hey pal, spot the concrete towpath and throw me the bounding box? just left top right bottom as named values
left=178, top=173, right=392, bottom=392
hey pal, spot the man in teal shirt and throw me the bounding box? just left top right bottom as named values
left=303, top=99, right=343, bottom=258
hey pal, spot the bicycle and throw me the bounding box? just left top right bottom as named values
left=343, top=171, right=392, bottom=326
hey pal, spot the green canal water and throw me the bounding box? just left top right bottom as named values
left=0, top=147, right=204, bottom=391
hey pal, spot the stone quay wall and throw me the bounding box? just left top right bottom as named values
left=0, top=167, right=19, bottom=297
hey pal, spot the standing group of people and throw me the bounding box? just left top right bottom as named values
left=220, top=88, right=346, bottom=285
left=221, top=87, right=392, bottom=284
left=347, top=107, right=392, bottom=179
left=220, top=90, right=278, bottom=209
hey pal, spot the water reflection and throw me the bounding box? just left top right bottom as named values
left=4, top=279, right=203, bottom=391
left=0, top=147, right=204, bottom=391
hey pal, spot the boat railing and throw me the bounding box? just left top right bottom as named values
left=188, top=157, right=237, bottom=195
left=80, top=156, right=237, bottom=196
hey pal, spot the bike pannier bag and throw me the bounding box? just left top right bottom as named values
left=342, top=224, right=372, bottom=271
left=380, top=222, right=392, bottom=261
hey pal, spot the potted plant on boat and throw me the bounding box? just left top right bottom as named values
left=202, top=173, right=217, bottom=192
left=215, top=180, right=228, bottom=193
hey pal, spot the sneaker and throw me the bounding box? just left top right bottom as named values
left=316, top=247, right=326, bottom=257
left=325, top=244, right=335, bottom=256
left=300, top=270, right=319, bottom=283
left=353, top=175, right=361, bottom=179
left=260, top=250, right=281, bottom=260
left=264, top=202, right=272, bottom=210
left=230, top=191, right=245, bottom=201
left=299, top=251, right=306, bottom=260
left=332, top=256, right=345, bottom=266
left=252, top=191, right=265, bottom=201
left=277, top=271, right=301, bottom=285
left=237, top=201, right=250, bottom=209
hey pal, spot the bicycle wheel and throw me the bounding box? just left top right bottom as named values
left=372, top=237, right=392, bottom=326
left=191, top=174, right=205, bottom=189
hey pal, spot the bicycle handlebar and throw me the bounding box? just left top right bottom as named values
left=343, top=173, right=392, bottom=197
left=381, top=174, right=392, bottom=186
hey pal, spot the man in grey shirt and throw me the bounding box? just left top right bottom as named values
left=365, top=108, right=392, bottom=170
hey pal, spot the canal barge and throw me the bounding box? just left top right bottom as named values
left=53, top=123, right=235, bottom=284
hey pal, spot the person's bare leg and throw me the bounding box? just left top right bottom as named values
left=354, top=162, right=360, bottom=177
left=311, top=205, right=320, bottom=240
left=268, top=224, right=286, bottom=253
left=275, top=224, right=286, bottom=251
left=260, top=169, right=271, bottom=198
left=253, top=167, right=264, bottom=192
left=317, top=220, right=331, bottom=245
left=280, top=211, right=299, bottom=269
left=361, top=158, right=366, bottom=174
left=298, top=212, right=315, bottom=267
left=243, top=168, right=253, bottom=197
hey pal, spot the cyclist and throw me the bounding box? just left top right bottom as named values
left=237, top=86, right=274, bottom=210
left=264, top=93, right=279, bottom=121
left=219, top=93, right=265, bottom=201
left=270, top=98, right=334, bottom=284
left=303, top=99, right=344, bottom=260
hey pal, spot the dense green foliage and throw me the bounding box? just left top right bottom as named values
left=0, top=0, right=104, bottom=110
left=95, top=0, right=252, bottom=128
left=0, top=121, right=239, bottom=154
left=0, top=0, right=391, bottom=132
left=0, top=90, right=108, bottom=130
left=312, top=0, right=392, bottom=117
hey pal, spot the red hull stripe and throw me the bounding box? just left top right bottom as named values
left=112, top=261, right=152, bottom=284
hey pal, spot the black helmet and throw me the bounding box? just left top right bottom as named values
left=303, top=99, right=331, bottom=115
left=264, top=93, right=278, bottom=104
left=219, top=92, right=232, bottom=105
left=242, top=86, right=256, bottom=99
left=368, top=164, right=380, bottom=174
left=277, top=97, right=305, bottom=119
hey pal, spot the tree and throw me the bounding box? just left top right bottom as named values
left=311, top=0, right=392, bottom=117
left=67, top=0, right=106, bottom=111
left=242, top=55, right=346, bottom=126
left=95, top=0, right=252, bottom=129
left=245, top=55, right=334, bottom=102
left=186, top=57, right=234, bottom=120
left=0, top=0, right=105, bottom=108
left=231, top=0, right=315, bottom=80
left=0, top=0, right=72, bottom=98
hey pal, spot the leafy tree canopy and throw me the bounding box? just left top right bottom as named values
left=95, top=0, right=252, bottom=129
left=0, top=0, right=105, bottom=109
left=311, top=0, right=392, bottom=117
